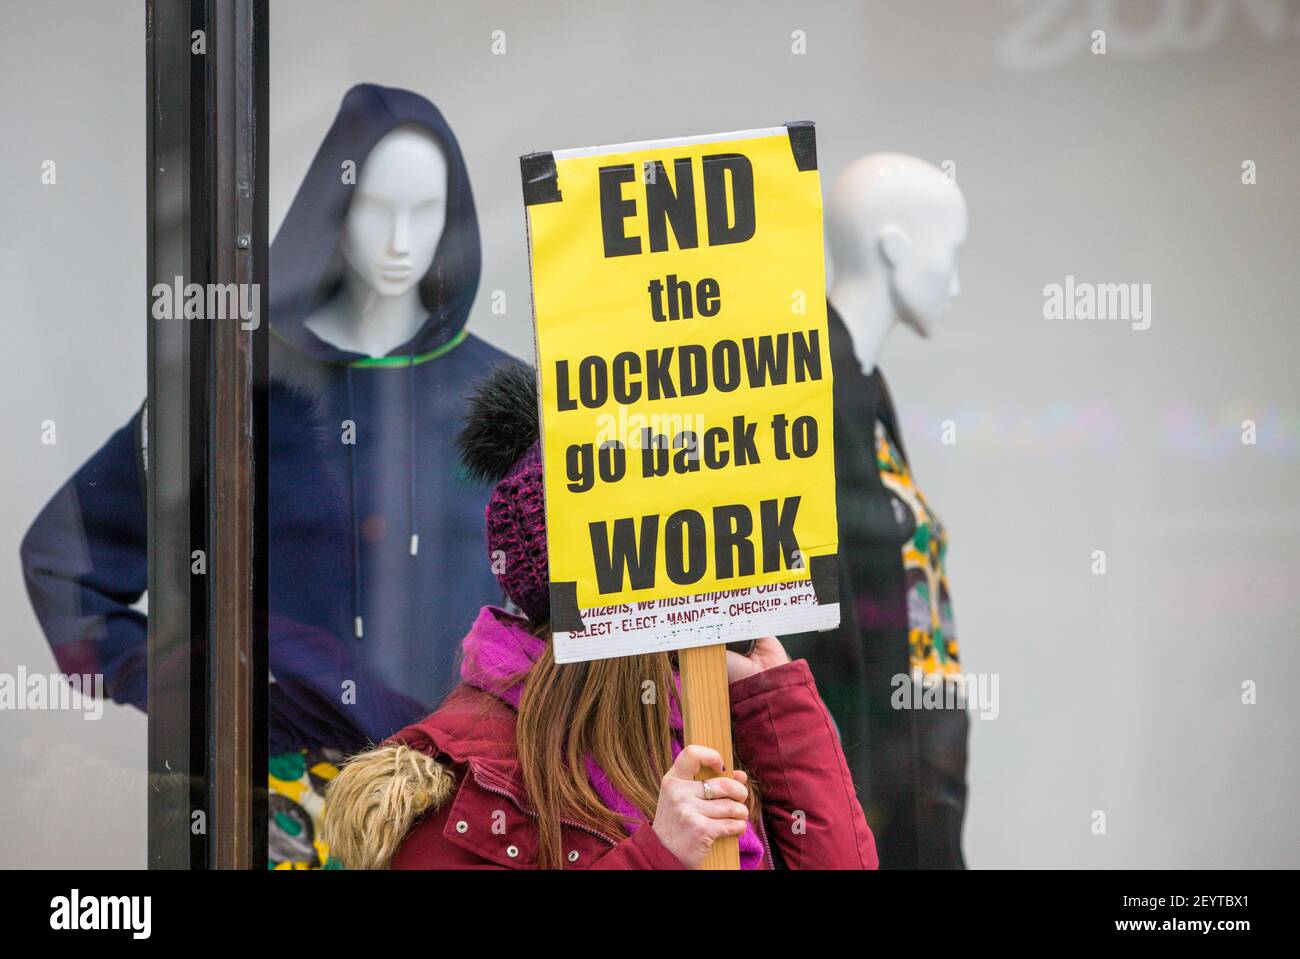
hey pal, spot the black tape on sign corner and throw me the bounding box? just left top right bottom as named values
left=784, top=121, right=818, bottom=172
left=809, top=553, right=840, bottom=605
left=520, top=151, right=562, bottom=205
left=549, top=581, right=585, bottom=632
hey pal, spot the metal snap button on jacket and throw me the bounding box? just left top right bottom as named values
left=567, top=850, right=580, bottom=863
left=506, top=845, right=520, bottom=859
left=455, top=820, right=468, bottom=834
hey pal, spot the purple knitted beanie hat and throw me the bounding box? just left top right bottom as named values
left=483, top=442, right=548, bottom=623
left=457, top=364, right=550, bottom=625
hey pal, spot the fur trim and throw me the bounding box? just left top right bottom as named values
left=322, top=744, right=457, bottom=869
left=456, top=363, right=539, bottom=483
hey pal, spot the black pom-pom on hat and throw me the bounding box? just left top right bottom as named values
left=457, top=362, right=540, bottom=484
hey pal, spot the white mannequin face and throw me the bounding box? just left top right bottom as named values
left=341, top=126, right=448, bottom=299
left=887, top=198, right=967, bottom=338
left=825, top=153, right=970, bottom=371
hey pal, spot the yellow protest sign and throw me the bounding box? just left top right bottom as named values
left=521, top=125, right=839, bottom=662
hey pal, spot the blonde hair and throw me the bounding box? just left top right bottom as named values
left=517, top=645, right=680, bottom=868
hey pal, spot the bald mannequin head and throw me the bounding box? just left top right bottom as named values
left=826, top=153, right=968, bottom=373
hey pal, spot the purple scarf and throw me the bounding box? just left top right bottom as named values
left=460, top=606, right=763, bottom=869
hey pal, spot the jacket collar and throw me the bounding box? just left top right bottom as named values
left=389, top=682, right=530, bottom=805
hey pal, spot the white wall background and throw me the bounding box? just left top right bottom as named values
left=1, top=0, right=1296, bottom=868
left=0, top=1, right=148, bottom=867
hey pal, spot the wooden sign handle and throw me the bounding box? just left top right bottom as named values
left=677, top=643, right=741, bottom=870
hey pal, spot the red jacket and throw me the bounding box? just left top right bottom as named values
left=334, top=659, right=877, bottom=870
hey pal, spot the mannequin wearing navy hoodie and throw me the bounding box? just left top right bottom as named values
left=19, top=85, right=515, bottom=867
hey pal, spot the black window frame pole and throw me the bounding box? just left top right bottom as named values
left=145, top=0, right=268, bottom=871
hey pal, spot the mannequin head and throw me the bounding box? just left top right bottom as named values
left=340, top=124, right=449, bottom=300
left=825, top=153, right=968, bottom=372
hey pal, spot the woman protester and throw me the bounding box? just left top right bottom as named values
left=323, top=364, right=877, bottom=870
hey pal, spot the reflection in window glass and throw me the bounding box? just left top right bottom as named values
left=4, top=1, right=148, bottom=868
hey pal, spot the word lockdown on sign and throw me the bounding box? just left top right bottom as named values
left=522, top=125, right=840, bottom=663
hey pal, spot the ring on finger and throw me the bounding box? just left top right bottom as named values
left=701, top=780, right=714, bottom=801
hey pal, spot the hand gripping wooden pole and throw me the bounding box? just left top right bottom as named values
left=678, top=643, right=741, bottom=870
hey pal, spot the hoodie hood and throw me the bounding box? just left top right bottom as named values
left=270, top=83, right=481, bottom=364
